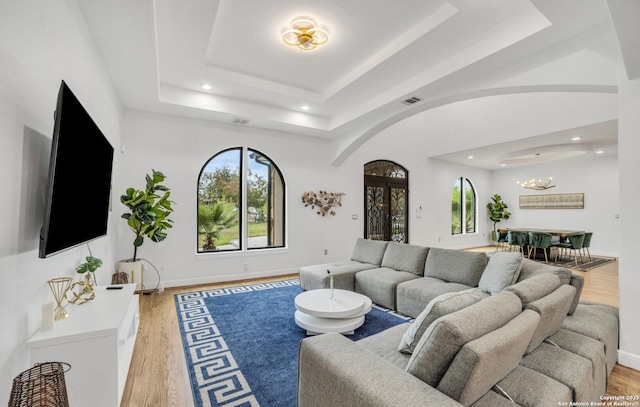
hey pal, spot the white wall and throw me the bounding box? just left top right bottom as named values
left=490, top=154, right=620, bottom=257
left=0, top=0, right=122, bottom=402
left=340, top=117, right=621, bottom=257
left=116, top=111, right=360, bottom=288
left=341, top=121, right=494, bottom=250
left=617, top=75, right=640, bottom=370
left=118, top=106, right=501, bottom=290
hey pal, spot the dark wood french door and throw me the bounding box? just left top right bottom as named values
left=364, top=161, right=408, bottom=243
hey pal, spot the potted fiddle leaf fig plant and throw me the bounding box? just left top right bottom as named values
left=117, top=169, right=174, bottom=287
left=486, top=194, right=511, bottom=243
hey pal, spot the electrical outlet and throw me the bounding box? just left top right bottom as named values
left=244, top=263, right=249, bottom=271
left=324, top=249, right=328, bottom=255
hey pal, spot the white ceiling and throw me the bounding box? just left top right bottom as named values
left=75, top=0, right=638, bottom=169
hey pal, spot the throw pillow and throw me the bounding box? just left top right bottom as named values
left=478, top=252, right=523, bottom=294
left=398, top=288, right=485, bottom=354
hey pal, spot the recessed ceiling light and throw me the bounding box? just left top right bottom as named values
left=500, top=163, right=507, bottom=167
left=301, top=105, right=310, bottom=111
left=467, top=155, right=474, bottom=159
left=571, top=136, right=581, bottom=141
left=201, top=83, right=212, bottom=90
left=596, top=150, right=604, bottom=154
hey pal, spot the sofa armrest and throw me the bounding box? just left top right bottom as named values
left=297, top=332, right=462, bottom=407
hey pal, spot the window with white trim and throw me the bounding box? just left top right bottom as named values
left=197, top=147, right=285, bottom=252
left=451, top=177, right=476, bottom=235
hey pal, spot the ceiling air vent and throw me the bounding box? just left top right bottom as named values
left=230, top=117, right=251, bottom=125
left=401, top=96, right=422, bottom=106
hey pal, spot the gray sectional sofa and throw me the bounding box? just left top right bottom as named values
left=297, top=238, right=619, bottom=406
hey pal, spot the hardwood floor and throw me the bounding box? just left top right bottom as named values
left=119, top=251, right=639, bottom=406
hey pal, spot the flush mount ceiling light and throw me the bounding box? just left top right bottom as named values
left=282, top=18, right=328, bottom=51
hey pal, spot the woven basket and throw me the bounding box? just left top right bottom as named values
left=8, top=362, right=71, bottom=407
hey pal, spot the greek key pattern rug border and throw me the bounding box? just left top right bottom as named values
left=175, top=279, right=300, bottom=407
left=174, top=279, right=412, bottom=407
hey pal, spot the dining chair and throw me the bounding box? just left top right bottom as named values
left=527, top=232, right=553, bottom=263
left=554, top=233, right=585, bottom=266
left=507, top=230, right=528, bottom=256
left=581, top=232, right=593, bottom=261
left=495, top=231, right=509, bottom=251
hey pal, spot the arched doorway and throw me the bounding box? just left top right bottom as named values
left=364, top=160, right=409, bottom=243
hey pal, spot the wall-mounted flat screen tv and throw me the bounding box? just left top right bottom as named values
left=39, top=80, right=114, bottom=258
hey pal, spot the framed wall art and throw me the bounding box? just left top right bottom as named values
left=519, top=193, right=584, bottom=209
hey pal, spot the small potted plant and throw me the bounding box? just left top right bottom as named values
left=76, top=255, right=103, bottom=283
left=486, top=194, right=511, bottom=243
left=117, top=169, right=174, bottom=285
left=67, top=254, right=102, bottom=304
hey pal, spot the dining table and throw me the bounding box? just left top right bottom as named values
left=497, top=228, right=585, bottom=238
left=497, top=228, right=585, bottom=261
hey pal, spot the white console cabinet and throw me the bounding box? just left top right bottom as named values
left=26, top=284, right=139, bottom=407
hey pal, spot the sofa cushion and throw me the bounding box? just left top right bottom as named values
left=398, top=288, right=486, bottom=354
left=358, top=323, right=412, bottom=369
left=354, top=268, right=420, bottom=310
left=523, top=284, right=576, bottom=354
left=478, top=252, right=523, bottom=294
left=381, top=242, right=429, bottom=276
left=520, top=342, right=595, bottom=402
left=562, top=302, right=619, bottom=375
left=437, top=309, right=540, bottom=406
left=350, top=238, right=389, bottom=265
left=547, top=329, right=608, bottom=397
left=489, top=365, right=573, bottom=407
left=405, top=290, right=522, bottom=387
left=568, top=274, right=584, bottom=315
left=424, top=248, right=488, bottom=287
left=470, top=390, right=522, bottom=407
left=299, top=261, right=378, bottom=291
left=505, top=273, right=562, bottom=305
left=396, top=278, right=480, bottom=319
left=517, top=258, right=572, bottom=284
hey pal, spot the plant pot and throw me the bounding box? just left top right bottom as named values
left=491, top=231, right=499, bottom=242
left=118, top=260, right=143, bottom=290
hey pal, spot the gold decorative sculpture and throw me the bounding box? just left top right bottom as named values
left=302, top=191, right=344, bottom=216
left=48, top=277, right=72, bottom=320
left=67, top=273, right=96, bottom=305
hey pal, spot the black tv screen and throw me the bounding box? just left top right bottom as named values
left=39, top=81, right=114, bottom=258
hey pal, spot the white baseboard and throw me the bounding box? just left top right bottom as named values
left=618, top=349, right=640, bottom=371
left=161, top=268, right=299, bottom=289
left=591, top=250, right=619, bottom=258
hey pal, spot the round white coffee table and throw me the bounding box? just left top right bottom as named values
left=294, top=289, right=372, bottom=335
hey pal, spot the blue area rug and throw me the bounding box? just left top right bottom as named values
left=174, top=279, right=410, bottom=407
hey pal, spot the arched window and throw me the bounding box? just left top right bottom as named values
left=197, top=147, right=285, bottom=252
left=451, top=177, right=476, bottom=235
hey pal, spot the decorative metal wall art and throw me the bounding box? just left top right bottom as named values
left=519, top=193, right=584, bottom=209
left=302, top=191, right=344, bottom=216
